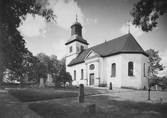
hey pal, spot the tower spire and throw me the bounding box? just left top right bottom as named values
left=128, top=20, right=130, bottom=33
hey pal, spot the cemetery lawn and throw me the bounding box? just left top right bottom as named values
left=8, top=88, right=78, bottom=102
left=28, top=95, right=167, bottom=118
left=7, top=86, right=115, bottom=102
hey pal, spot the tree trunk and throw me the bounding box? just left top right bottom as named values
left=19, top=75, right=24, bottom=88
left=0, top=0, right=3, bottom=86
left=63, top=78, right=65, bottom=89
left=0, top=69, right=3, bottom=86
left=0, top=65, right=3, bottom=85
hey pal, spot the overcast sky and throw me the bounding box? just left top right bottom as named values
left=17, top=0, right=167, bottom=77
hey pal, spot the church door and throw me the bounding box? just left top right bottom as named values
left=89, top=73, right=94, bottom=85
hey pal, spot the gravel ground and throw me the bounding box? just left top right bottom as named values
left=102, top=90, right=167, bottom=103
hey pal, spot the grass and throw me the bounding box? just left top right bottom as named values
left=29, top=102, right=87, bottom=118
left=8, top=88, right=78, bottom=102
left=7, top=86, right=111, bottom=102
left=29, top=95, right=167, bottom=118
left=7, top=86, right=167, bottom=117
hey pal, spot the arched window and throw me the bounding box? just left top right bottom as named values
left=70, top=46, right=72, bottom=52
left=111, top=63, right=116, bottom=77
left=128, top=61, right=133, bottom=76
left=74, top=70, right=76, bottom=80
left=81, top=69, right=84, bottom=80
left=143, top=63, right=146, bottom=77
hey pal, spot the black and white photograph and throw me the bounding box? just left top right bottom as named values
left=0, top=0, right=167, bottom=118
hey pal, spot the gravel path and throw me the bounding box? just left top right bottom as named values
left=0, top=90, right=42, bottom=118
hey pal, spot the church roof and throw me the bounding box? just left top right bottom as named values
left=68, top=33, right=148, bottom=66
left=71, top=21, right=82, bottom=27
left=65, top=34, right=89, bottom=45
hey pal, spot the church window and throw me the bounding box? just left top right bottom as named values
left=81, top=69, right=84, bottom=80
left=74, top=70, right=76, bottom=80
left=111, top=63, right=116, bottom=77
left=81, top=46, right=84, bottom=51
left=128, top=61, right=134, bottom=76
left=143, top=63, right=146, bottom=77
left=70, top=46, right=72, bottom=52
left=89, top=64, right=95, bottom=70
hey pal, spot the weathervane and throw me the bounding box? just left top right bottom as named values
left=128, top=20, right=130, bottom=33
left=76, top=14, right=78, bottom=22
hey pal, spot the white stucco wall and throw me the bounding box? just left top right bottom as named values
left=67, top=63, right=87, bottom=86
left=66, top=42, right=77, bottom=56
left=76, top=41, right=88, bottom=52
left=66, top=41, right=88, bottom=70
left=121, top=54, right=148, bottom=89
left=66, top=46, right=148, bottom=89
left=66, top=41, right=88, bottom=56
left=141, top=55, right=148, bottom=89
left=103, top=55, right=122, bottom=87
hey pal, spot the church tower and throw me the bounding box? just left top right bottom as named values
left=65, top=16, right=89, bottom=67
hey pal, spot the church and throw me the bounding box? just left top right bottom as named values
left=65, top=19, right=148, bottom=90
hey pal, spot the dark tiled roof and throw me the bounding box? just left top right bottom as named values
left=65, top=34, right=89, bottom=45
left=68, top=33, right=148, bottom=66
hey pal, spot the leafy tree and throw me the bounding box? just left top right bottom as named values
left=32, top=53, right=49, bottom=82
left=27, top=53, right=59, bottom=83
left=130, top=0, right=167, bottom=32
left=146, top=49, right=164, bottom=82
left=49, top=55, right=59, bottom=77
left=146, top=49, right=164, bottom=99
left=161, top=75, right=167, bottom=90
left=53, top=57, right=72, bottom=89
left=0, top=0, right=55, bottom=85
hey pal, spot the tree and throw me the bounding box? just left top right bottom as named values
left=27, top=53, right=59, bottom=83
left=53, top=57, right=72, bottom=89
left=161, top=75, right=167, bottom=90
left=0, top=0, right=55, bottom=85
left=130, top=0, right=167, bottom=32
left=146, top=49, right=164, bottom=82
left=49, top=55, right=59, bottom=77
left=32, top=53, right=49, bottom=82
left=146, top=49, right=164, bottom=99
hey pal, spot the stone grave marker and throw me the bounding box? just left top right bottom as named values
left=24, top=74, right=28, bottom=83
left=109, top=82, right=112, bottom=90
left=85, top=103, right=96, bottom=116
left=39, top=78, right=44, bottom=88
left=78, top=84, right=84, bottom=103
left=46, top=74, right=53, bottom=86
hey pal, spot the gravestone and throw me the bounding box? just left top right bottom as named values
left=85, top=103, right=96, bottom=116
left=39, top=78, right=44, bottom=88
left=46, top=74, right=53, bottom=86
left=24, top=74, right=28, bottom=83
left=78, top=84, right=84, bottom=103
left=109, top=82, right=112, bottom=90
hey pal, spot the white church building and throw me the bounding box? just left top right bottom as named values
left=65, top=20, right=148, bottom=89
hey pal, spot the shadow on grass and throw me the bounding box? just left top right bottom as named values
left=28, top=95, right=167, bottom=118
left=8, top=89, right=78, bottom=102
left=8, top=88, right=109, bottom=102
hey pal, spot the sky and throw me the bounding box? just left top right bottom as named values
left=17, top=0, right=167, bottom=77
